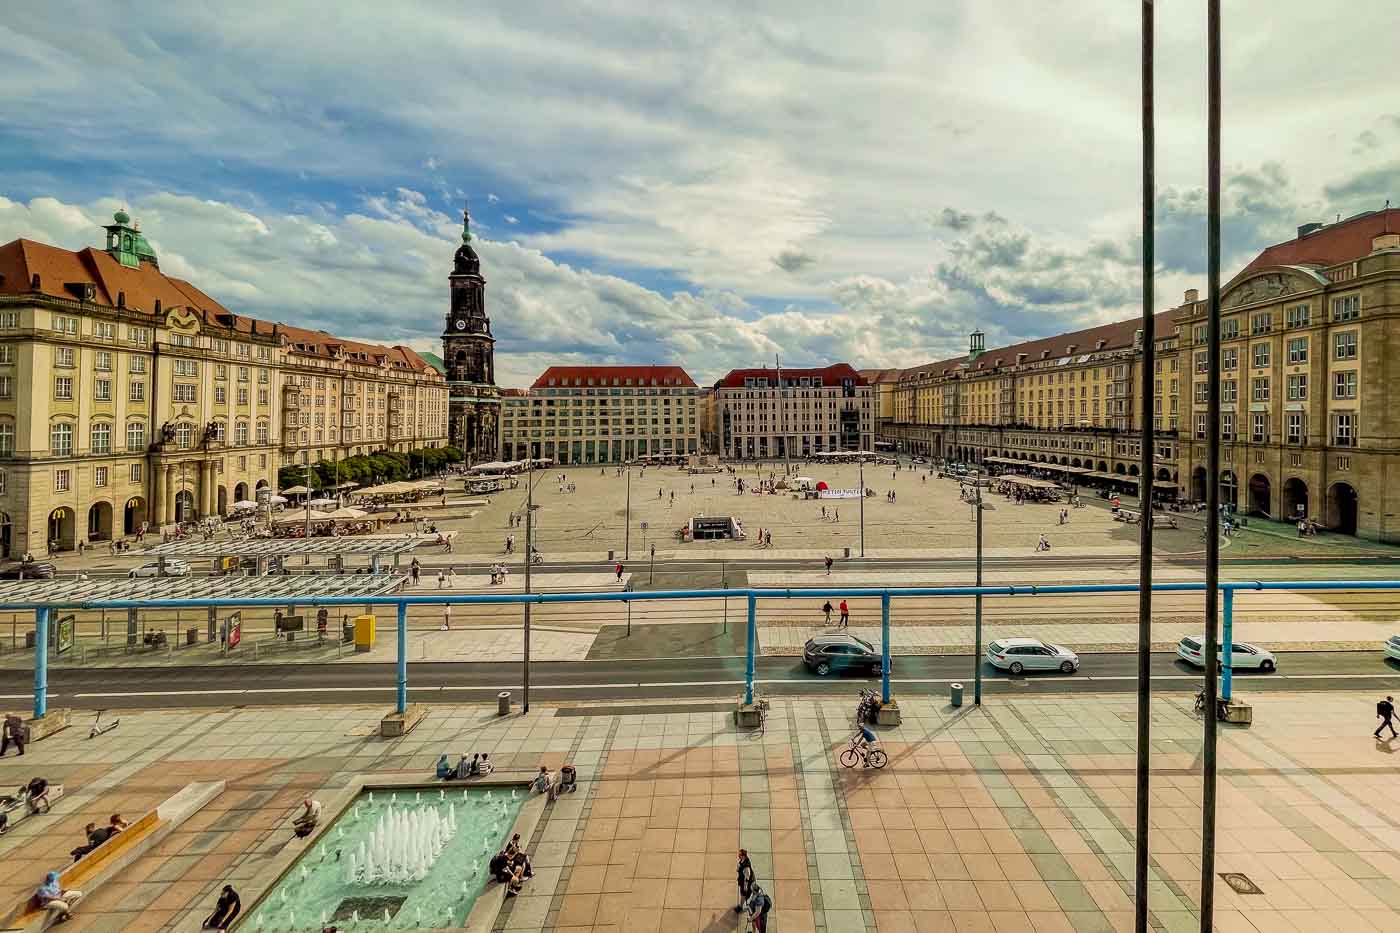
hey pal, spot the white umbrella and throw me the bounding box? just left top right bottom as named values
left=308, top=497, right=338, bottom=508
left=326, top=507, right=368, bottom=520
left=232, top=499, right=259, bottom=510
left=281, top=485, right=311, bottom=495
left=274, top=510, right=333, bottom=523
left=267, top=494, right=288, bottom=504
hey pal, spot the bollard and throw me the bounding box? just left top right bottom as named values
left=950, top=682, right=964, bottom=708
left=497, top=691, right=511, bottom=716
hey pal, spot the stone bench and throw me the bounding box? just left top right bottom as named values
left=0, top=784, right=66, bottom=833
left=0, top=780, right=224, bottom=932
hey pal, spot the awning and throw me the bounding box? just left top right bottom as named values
left=999, top=476, right=1061, bottom=490
left=1083, top=471, right=1140, bottom=483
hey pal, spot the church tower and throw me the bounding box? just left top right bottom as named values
left=443, top=201, right=501, bottom=462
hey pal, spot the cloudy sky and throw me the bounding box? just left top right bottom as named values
left=1, top=2, right=1396, bottom=387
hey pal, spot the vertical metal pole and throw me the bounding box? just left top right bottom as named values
left=1135, top=5, right=1156, bottom=932
left=1221, top=587, right=1234, bottom=701
left=395, top=601, right=407, bottom=714
left=744, top=593, right=756, bottom=705
left=880, top=591, right=891, bottom=704
left=523, top=464, right=533, bottom=713
left=974, top=489, right=984, bottom=705
left=722, top=560, right=728, bottom=634
left=859, top=460, right=865, bottom=557
left=33, top=608, right=50, bottom=718
left=624, top=467, right=630, bottom=560
left=1201, top=3, right=1223, bottom=928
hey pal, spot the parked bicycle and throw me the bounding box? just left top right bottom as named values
left=1194, top=686, right=1228, bottom=721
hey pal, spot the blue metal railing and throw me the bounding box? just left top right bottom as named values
left=10, top=578, right=1400, bottom=719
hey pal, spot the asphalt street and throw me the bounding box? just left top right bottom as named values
left=5, top=651, right=1400, bottom=710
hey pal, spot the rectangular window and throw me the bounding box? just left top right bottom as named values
left=238, top=366, right=249, bottom=382
left=170, top=332, right=195, bottom=348
left=94, top=379, right=111, bottom=401
left=1251, top=412, right=1267, bottom=444
left=258, top=389, right=269, bottom=405
left=90, top=422, right=111, bottom=454
left=55, top=347, right=74, bottom=367
left=129, top=355, right=146, bottom=374
left=0, top=376, right=11, bottom=399
left=214, top=386, right=226, bottom=404
left=0, top=345, right=11, bottom=364
left=95, top=350, right=112, bottom=371
left=1220, top=319, right=1240, bottom=340
left=0, top=311, right=19, bottom=328
left=1286, top=304, right=1310, bottom=328
left=1195, top=413, right=1206, bottom=439
left=50, top=422, right=73, bottom=457
left=53, top=316, right=78, bottom=335
left=0, top=423, right=13, bottom=455
left=1251, top=377, right=1270, bottom=402
left=237, top=387, right=249, bottom=406
left=128, top=327, right=150, bottom=346
left=129, top=380, right=145, bottom=402
left=1251, top=343, right=1270, bottom=368
left=172, top=383, right=197, bottom=403
left=1250, top=312, right=1273, bottom=335
left=130, top=463, right=143, bottom=483
left=1222, top=379, right=1237, bottom=404
left=174, top=359, right=199, bottom=377
left=1334, top=331, right=1357, bottom=360
left=1333, top=412, right=1355, bottom=446
left=1222, top=348, right=1237, bottom=371
left=54, top=469, right=70, bottom=492
left=1221, top=412, right=1235, bottom=440
left=94, top=466, right=108, bottom=487
left=1286, top=337, right=1308, bottom=364
left=258, top=368, right=269, bottom=384
left=126, top=421, right=146, bottom=451
left=215, top=364, right=227, bottom=380
left=54, top=376, right=73, bottom=399
left=1194, top=351, right=1207, bottom=374
left=1194, top=382, right=1208, bottom=404
left=1333, top=371, right=1357, bottom=399
left=1332, top=295, right=1360, bottom=321
left=1286, top=412, right=1304, bottom=445
left=1286, top=374, right=1307, bottom=401
left=93, top=321, right=114, bottom=340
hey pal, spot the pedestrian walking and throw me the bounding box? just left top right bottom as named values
left=1, top=713, right=24, bottom=757
left=822, top=601, right=833, bottom=625
left=734, top=849, right=756, bottom=913
left=747, top=883, right=773, bottom=933
left=765, top=530, right=772, bottom=548
left=437, top=571, right=446, bottom=589
left=824, top=555, right=833, bottom=575
left=1036, top=535, right=1051, bottom=552
left=821, top=505, right=827, bottom=519
left=441, top=604, right=452, bottom=631
left=615, top=561, right=624, bottom=583
left=447, top=568, right=457, bottom=588
left=1377, top=696, right=1398, bottom=738
left=834, top=508, right=839, bottom=521
left=839, top=599, right=849, bottom=628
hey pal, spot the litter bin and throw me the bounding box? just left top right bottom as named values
left=950, top=682, right=964, bottom=707
left=186, top=627, right=198, bottom=647
left=353, top=614, right=376, bottom=653
left=843, top=546, right=851, bottom=559
left=497, top=691, right=511, bottom=716
left=608, top=549, right=614, bottom=562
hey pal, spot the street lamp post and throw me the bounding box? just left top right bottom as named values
left=858, top=459, right=865, bottom=558
left=624, top=467, right=631, bottom=560
left=523, top=461, right=534, bottom=713
left=972, top=485, right=984, bottom=704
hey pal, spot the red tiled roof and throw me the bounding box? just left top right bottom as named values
left=1239, top=209, right=1400, bottom=276
left=531, top=365, right=696, bottom=389
left=896, top=311, right=1174, bottom=382
left=0, top=237, right=436, bottom=375
left=714, top=362, right=867, bottom=389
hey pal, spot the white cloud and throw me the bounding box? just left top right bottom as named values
left=504, top=215, right=518, bottom=225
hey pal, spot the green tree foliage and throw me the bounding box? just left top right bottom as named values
left=276, top=446, right=455, bottom=492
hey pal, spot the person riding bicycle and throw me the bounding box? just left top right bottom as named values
left=855, top=724, right=879, bottom=764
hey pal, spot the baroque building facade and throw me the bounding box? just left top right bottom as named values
left=883, top=208, right=1400, bottom=542
left=441, top=203, right=501, bottom=463
left=0, top=211, right=447, bottom=557
left=715, top=363, right=875, bottom=459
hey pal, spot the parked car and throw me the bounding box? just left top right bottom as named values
left=985, top=637, right=1080, bottom=674
left=1176, top=635, right=1276, bottom=672
left=1387, top=635, right=1400, bottom=662
left=802, top=633, right=886, bottom=677
left=129, top=558, right=191, bottom=578
left=0, top=561, right=56, bottom=580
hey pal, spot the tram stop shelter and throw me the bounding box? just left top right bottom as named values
left=0, top=573, right=405, bottom=719
left=138, top=535, right=423, bottom=574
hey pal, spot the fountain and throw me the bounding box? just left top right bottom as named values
left=242, top=786, right=526, bottom=929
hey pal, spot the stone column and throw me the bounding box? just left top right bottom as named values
left=201, top=462, right=215, bottom=516
left=152, top=464, right=167, bottom=526
left=165, top=465, right=178, bottom=523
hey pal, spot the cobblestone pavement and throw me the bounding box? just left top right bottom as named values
left=5, top=689, right=1400, bottom=931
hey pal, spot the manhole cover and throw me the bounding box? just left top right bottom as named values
left=333, top=895, right=406, bottom=920
left=1220, top=872, right=1262, bottom=895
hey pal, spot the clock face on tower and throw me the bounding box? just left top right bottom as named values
left=455, top=319, right=467, bottom=330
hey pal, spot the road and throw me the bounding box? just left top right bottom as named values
left=5, top=651, right=1400, bottom=710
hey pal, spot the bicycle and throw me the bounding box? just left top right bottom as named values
left=838, top=734, right=888, bottom=769
left=1193, top=686, right=1227, bottom=721
left=753, top=691, right=771, bottom=736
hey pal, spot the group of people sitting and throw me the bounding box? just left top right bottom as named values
left=531, top=764, right=576, bottom=801
left=69, top=813, right=128, bottom=861
left=292, top=797, right=321, bottom=838
left=489, top=832, right=534, bottom=897
left=0, top=776, right=51, bottom=834
left=436, top=752, right=495, bottom=780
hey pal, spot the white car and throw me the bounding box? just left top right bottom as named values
left=1386, top=635, right=1400, bottom=661
left=985, top=637, right=1080, bottom=674
left=1176, top=635, right=1276, bottom=672
left=129, top=559, right=191, bottom=578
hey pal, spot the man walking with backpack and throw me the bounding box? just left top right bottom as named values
left=734, top=849, right=755, bottom=914
left=1376, top=696, right=1398, bottom=739
left=747, top=883, right=773, bottom=933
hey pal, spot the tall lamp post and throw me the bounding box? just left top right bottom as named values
left=624, top=466, right=631, bottom=560
left=523, top=459, right=534, bottom=713
left=858, top=458, right=866, bottom=557
left=972, top=484, right=985, bottom=704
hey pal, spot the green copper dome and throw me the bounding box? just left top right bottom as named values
left=113, top=209, right=130, bottom=225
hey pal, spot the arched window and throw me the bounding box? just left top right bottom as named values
left=126, top=421, right=147, bottom=452
left=50, top=422, right=73, bottom=457
left=90, top=422, right=112, bottom=454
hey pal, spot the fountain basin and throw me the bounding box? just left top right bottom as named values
left=237, top=776, right=540, bottom=932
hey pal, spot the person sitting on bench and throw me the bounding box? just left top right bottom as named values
left=435, top=754, right=455, bottom=780
left=34, top=871, right=84, bottom=921
left=70, top=821, right=119, bottom=861
left=25, top=776, right=50, bottom=814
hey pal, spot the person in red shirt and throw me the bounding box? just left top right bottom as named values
left=839, top=599, right=849, bottom=628
left=614, top=562, right=623, bottom=583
